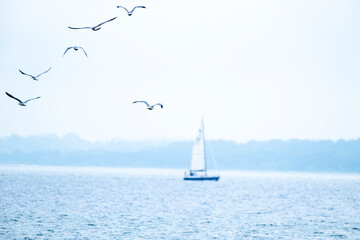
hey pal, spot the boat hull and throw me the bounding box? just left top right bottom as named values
left=183, top=176, right=220, bottom=181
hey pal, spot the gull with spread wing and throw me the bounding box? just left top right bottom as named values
left=117, top=6, right=146, bottom=16
left=63, top=46, right=88, bottom=58
left=19, top=67, right=52, bottom=81
left=133, top=101, right=163, bottom=110
left=5, top=92, right=40, bottom=106
left=68, top=17, right=117, bottom=31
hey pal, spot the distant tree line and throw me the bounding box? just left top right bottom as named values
left=0, top=135, right=360, bottom=172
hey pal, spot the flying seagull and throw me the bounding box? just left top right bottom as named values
left=5, top=92, right=40, bottom=106
left=117, top=6, right=146, bottom=16
left=63, top=46, right=88, bottom=58
left=68, top=17, right=117, bottom=31
left=19, top=67, right=52, bottom=81
left=133, top=101, right=163, bottom=110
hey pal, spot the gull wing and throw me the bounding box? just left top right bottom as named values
left=63, top=47, right=73, bottom=57
left=35, top=67, right=52, bottom=78
left=95, top=17, right=117, bottom=28
left=24, top=96, right=41, bottom=104
left=153, top=103, right=163, bottom=108
left=133, top=101, right=150, bottom=107
left=130, top=6, right=146, bottom=14
left=117, top=6, right=130, bottom=14
left=79, top=47, right=88, bottom=58
left=19, top=69, right=34, bottom=78
left=68, top=26, right=92, bottom=30
left=5, top=92, right=23, bottom=103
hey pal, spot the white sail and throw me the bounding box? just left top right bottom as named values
left=190, top=119, right=206, bottom=172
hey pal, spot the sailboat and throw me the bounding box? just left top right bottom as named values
left=184, top=118, right=220, bottom=181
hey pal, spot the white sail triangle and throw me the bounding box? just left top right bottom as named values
left=190, top=119, right=206, bottom=172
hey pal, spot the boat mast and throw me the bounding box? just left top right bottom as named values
left=202, top=117, right=207, bottom=176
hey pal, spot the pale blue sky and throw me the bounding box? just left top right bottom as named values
left=0, top=0, right=360, bottom=142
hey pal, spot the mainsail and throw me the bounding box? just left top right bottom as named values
left=190, top=118, right=206, bottom=173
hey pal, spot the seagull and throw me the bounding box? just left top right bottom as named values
left=133, top=101, right=163, bottom=110
left=63, top=46, right=88, bottom=58
left=5, top=92, right=40, bottom=106
left=19, top=67, right=52, bottom=81
left=117, top=6, right=146, bottom=16
left=68, top=17, right=117, bottom=31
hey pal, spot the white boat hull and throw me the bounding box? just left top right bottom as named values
left=183, top=175, right=220, bottom=181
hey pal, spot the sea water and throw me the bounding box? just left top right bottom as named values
left=0, top=165, right=359, bottom=240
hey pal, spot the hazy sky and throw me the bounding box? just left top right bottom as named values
left=1, top=0, right=360, bottom=142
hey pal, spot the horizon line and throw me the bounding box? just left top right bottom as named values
left=1, top=133, right=360, bottom=144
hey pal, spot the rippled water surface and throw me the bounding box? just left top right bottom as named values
left=1, top=165, right=360, bottom=239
